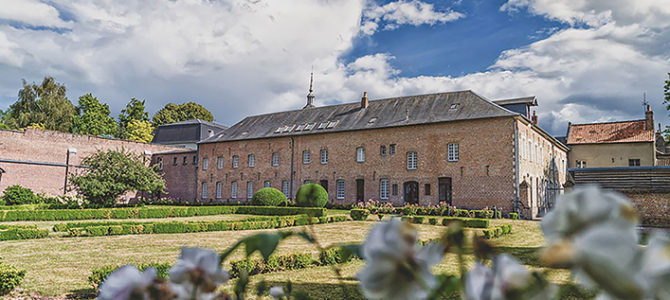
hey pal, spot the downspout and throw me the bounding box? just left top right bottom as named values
left=514, top=119, right=520, bottom=214
left=289, top=137, right=295, bottom=200
left=194, top=146, right=199, bottom=203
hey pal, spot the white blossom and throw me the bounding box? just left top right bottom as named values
left=640, top=231, right=670, bottom=299
left=169, top=247, right=229, bottom=297
left=269, top=286, right=285, bottom=299
left=464, top=254, right=553, bottom=300
left=98, top=265, right=157, bottom=300
left=357, top=219, right=444, bottom=300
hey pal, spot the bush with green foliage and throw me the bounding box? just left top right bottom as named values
left=69, top=149, right=165, bottom=207
left=0, top=228, right=49, bottom=241
left=1, top=185, right=41, bottom=205
left=428, top=217, right=438, bottom=225
left=350, top=209, right=370, bottom=221
left=250, top=188, right=287, bottom=206
left=412, top=216, right=425, bottom=224
left=508, top=212, right=519, bottom=220
left=294, top=183, right=328, bottom=207
left=440, top=217, right=489, bottom=228
left=89, top=263, right=170, bottom=291
left=482, top=224, right=513, bottom=239
left=229, top=253, right=314, bottom=278
left=0, top=262, right=26, bottom=296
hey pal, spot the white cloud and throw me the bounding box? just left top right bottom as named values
left=361, top=0, right=464, bottom=35
left=0, top=0, right=72, bottom=28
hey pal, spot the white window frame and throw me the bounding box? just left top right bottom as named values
left=272, top=152, right=279, bottom=166
left=217, top=156, right=223, bottom=169
left=336, top=180, right=345, bottom=200
left=231, top=181, right=238, bottom=198
left=247, top=181, right=254, bottom=199
left=232, top=155, right=239, bottom=169
left=303, top=150, right=311, bottom=164
left=407, top=152, right=417, bottom=170
left=380, top=179, right=389, bottom=200
left=157, top=158, right=163, bottom=170
left=216, top=182, right=222, bottom=199
left=202, top=158, right=208, bottom=170
left=320, top=149, right=328, bottom=164
left=282, top=180, right=289, bottom=197
left=201, top=182, right=207, bottom=199
left=448, top=144, right=459, bottom=162
left=356, top=147, right=365, bottom=162
left=248, top=154, right=255, bottom=167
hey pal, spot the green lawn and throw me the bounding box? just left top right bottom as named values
left=0, top=216, right=591, bottom=299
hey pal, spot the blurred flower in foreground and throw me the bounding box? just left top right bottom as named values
left=98, top=265, right=159, bottom=300
left=169, top=247, right=229, bottom=299
left=269, top=286, right=285, bottom=299
left=357, top=219, right=444, bottom=300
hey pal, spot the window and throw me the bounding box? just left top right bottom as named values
left=320, top=149, right=328, bottom=164
left=448, top=144, right=459, bottom=162
left=629, top=159, right=640, bottom=166
left=389, top=144, right=396, bottom=155
left=425, top=184, right=431, bottom=195
left=264, top=181, right=271, bottom=188
left=246, top=181, right=253, bottom=199
left=248, top=154, right=255, bottom=167
left=193, top=156, right=197, bottom=165
left=216, top=182, right=222, bottom=198
left=157, top=158, right=163, bottom=170
left=282, top=180, right=289, bottom=197
left=303, top=150, right=311, bottom=164
left=217, top=156, right=223, bottom=169
left=231, top=181, right=238, bottom=198
left=201, top=183, right=207, bottom=199
left=232, top=155, right=239, bottom=169
left=380, top=179, right=389, bottom=200
left=336, top=180, right=345, bottom=199
left=528, top=140, right=533, bottom=161
left=272, top=153, right=279, bottom=166
left=380, top=145, right=387, bottom=156
left=183, top=156, right=187, bottom=165
left=304, top=180, right=312, bottom=184
left=407, top=152, right=417, bottom=170
left=173, top=157, right=178, bottom=166
left=202, top=158, right=208, bottom=170
left=356, top=147, right=365, bottom=162
left=392, top=184, right=398, bottom=196
left=576, top=160, right=587, bottom=168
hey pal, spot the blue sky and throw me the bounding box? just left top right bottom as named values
left=0, top=0, right=669, bottom=136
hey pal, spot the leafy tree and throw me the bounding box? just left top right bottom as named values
left=69, top=149, right=165, bottom=207
left=71, top=94, right=118, bottom=136
left=0, top=108, right=8, bottom=129
left=152, top=102, right=214, bottom=126
left=125, top=120, right=154, bottom=143
left=118, top=98, right=149, bottom=139
left=4, top=77, right=76, bottom=132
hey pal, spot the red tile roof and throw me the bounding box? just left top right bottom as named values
left=567, top=120, right=654, bottom=144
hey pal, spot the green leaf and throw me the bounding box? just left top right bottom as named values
left=427, top=274, right=461, bottom=300
left=296, top=230, right=315, bottom=244
left=244, top=233, right=282, bottom=261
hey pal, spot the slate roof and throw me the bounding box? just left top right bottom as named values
left=152, top=119, right=228, bottom=144
left=160, top=119, right=228, bottom=129
left=201, top=90, right=517, bottom=143
left=566, top=120, right=654, bottom=145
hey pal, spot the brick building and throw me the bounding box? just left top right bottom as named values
left=0, top=128, right=175, bottom=199
left=189, top=90, right=567, bottom=217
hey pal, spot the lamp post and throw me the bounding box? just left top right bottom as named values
left=64, top=147, right=77, bottom=194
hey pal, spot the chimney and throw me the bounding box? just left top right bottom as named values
left=645, top=105, right=654, bottom=131
left=531, top=110, right=538, bottom=125
left=361, top=91, right=369, bottom=109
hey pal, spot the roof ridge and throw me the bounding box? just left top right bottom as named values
left=570, top=119, right=647, bottom=127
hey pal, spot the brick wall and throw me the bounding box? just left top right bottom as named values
left=151, top=150, right=198, bottom=202
left=0, top=128, right=176, bottom=197
left=196, top=117, right=521, bottom=211
left=622, top=192, right=670, bottom=227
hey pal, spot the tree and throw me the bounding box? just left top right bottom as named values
left=71, top=94, right=118, bottom=136
left=125, top=120, right=154, bottom=143
left=0, top=108, right=8, bottom=130
left=118, top=98, right=149, bottom=139
left=152, top=102, right=214, bottom=126
left=69, top=149, right=165, bottom=207
left=4, top=77, right=76, bottom=132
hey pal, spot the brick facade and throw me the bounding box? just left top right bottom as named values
left=0, top=128, right=175, bottom=198
left=623, top=192, right=670, bottom=227
left=151, top=150, right=198, bottom=202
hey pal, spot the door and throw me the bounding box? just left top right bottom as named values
left=403, top=181, right=419, bottom=205
left=438, top=177, right=452, bottom=205
left=320, top=180, right=328, bottom=193
left=356, top=179, right=365, bottom=203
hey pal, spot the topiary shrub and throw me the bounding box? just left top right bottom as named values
left=428, top=218, right=438, bottom=225
left=1, top=185, right=41, bottom=205
left=294, top=184, right=328, bottom=207
left=350, top=209, right=370, bottom=221
left=508, top=212, right=519, bottom=220
left=412, top=216, right=425, bottom=224
left=251, top=188, right=287, bottom=206
left=0, top=262, right=26, bottom=296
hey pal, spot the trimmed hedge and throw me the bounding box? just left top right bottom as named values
left=89, top=263, right=170, bottom=291
left=508, top=213, right=519, bottom=220
left=411, top=216, right=425, bottom=224
left=441, top=217, right=490, bottom=228
left=428, top=217, right=438, bottom=225
left=295, top=184, right=328, bottom=208
left=0, top=228, right=49, bottom=241
left=350, top=209, right=370, bottom=221
left=251, top=188, right=287, bottom=206
left=1, top=185, right=41, bottom=205
left=0, top=263, right=26, bottom=296
left=229, top=253, right=313, bottom=278
left=0, top=205, right=325, bottom=222
left=482, top=224, right=513, bottom=239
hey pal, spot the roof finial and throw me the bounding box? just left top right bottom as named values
left=304, top=71, right=315, bottom=109
left=309, top=72, right=313, bottom=93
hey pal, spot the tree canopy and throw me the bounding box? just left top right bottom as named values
left=152, top=102, right=213, bottom=126
left=118, top=98, right=149, bottom=139
left=125, top=120, right=154, bottom=143
left=4, top=77, right=76, bottom=132
left=71, top=94, right=118, bottom=136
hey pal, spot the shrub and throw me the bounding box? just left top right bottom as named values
left=508, top=212, right=519, bottom=220
left=428, top=218, right=438, bottom=225
left=229, top=253, right=315, bottom=278
left=412, top=216, right=425, bottom=224
left=86, top=226, right=108, bottom=236
left=0, top=263, right=26, bottom=296
left=251, top=188, right=287, bottom=206
left=401, top=216, right=412, bottom=223
left=401, top=206, right=418, bottom=216
left=294, top=184, right=328, bottom=208
left=89, top=263, right=170, bottom=291
left=0, top=228, right=49, bottom=241
left=1, top=185, right=41, bottom=205
left=350, top=209, right=370, bottom=221
left=68, top=227, right=85, bottom=237
left=441, top=217, right=489, bottom=228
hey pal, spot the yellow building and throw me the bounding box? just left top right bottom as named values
left=566, top=106, right=656, bottom=168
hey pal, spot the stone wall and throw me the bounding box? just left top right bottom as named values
left=622, top=192, right=670, bottom=227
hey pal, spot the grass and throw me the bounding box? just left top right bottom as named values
left=0, top=216, right=590, bottom=299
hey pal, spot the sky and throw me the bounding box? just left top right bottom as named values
left=0, top=0, right=669, bottom=136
